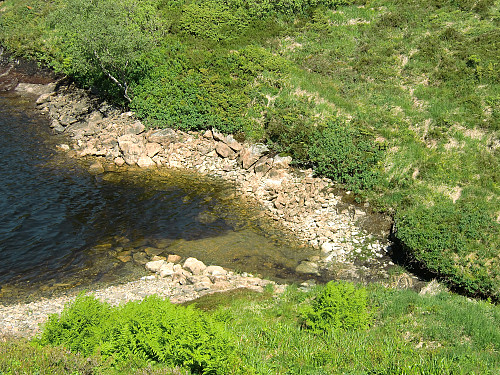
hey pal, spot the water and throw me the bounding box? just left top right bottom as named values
left=0, top=92, right=317, bottom=301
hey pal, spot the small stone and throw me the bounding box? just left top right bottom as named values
left=148, top=128, right=178, bottom=144
left=151, top=255, right=166, bottom=261
left=145, top=142, right=162, bottom=158
left=212, top=129, right=226, bottom=143
left=167, top=254, right=182, bottom=263
left=137, top=155, right=155, bottom=168
left=321, top=242, right=334, bottom=253
left=132, top=252, right=149, bottom=265
left=145, top=260, right=165, bottom=273
left=215, top=142, right=237, bottom=159
left=57, top=144, right=70, bottom=151
left=204, top=265, right=227, bottom=276
left=88, top=161, right=105, bottom=174
left=183, top=257, right=207, bottom=275
left=123, top=120, right=145, bottom=135
left=272, top=155, right=292, bottom=169
left=116, top=255, right=132, bottom=263
left=114, top=157, right=125, bottom=166
left=144, top=247, right=164, bottom=257
left=295, top=261, right=320, bottom=275
left=159, top=262, right=175, bottom=278
left=225, top=135, right=243, bottom=152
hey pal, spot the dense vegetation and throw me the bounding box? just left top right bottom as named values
left=1, top=283, right=499, bottom=374
left=0, top=0, right=498, bottom=297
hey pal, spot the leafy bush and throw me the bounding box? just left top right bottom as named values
left=179, top=1, right=249, bottom=41
left=394, top=200, right=500, bottom=300
left=300, top=281, right=372, bottom=334
left=308, top=120, right=382, bottom=191
left=131, top=44, right=289, bottom=132
left=39, top=295, right=241, bottom=374
left=227, top=0, right=353, bottom=17
left=264, top=95, right=317, bottom=161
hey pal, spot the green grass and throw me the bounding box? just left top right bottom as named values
left=1, top=284, right=499, bottom=374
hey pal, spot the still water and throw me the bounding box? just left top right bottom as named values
left=0, top=92, right=316, bottom=301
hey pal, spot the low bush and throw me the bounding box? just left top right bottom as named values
left=394, top=200, right=500, bottom=300
left=179, top=1, right=249, bottom=41
left=300, top=281, right=373, bottom=333
left=308, top=120, right=382, bottom=191
left=131, top=44, right=289, bottom=132
left=39, top=295, right=241, bottom=374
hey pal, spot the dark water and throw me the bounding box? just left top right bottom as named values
left=0, top=92, right=316, bottom=301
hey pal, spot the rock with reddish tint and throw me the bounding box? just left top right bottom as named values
left=215, top=142, right=237, bottom=159
left=146, top=142, right=162, bottom=157
left=159, top=262, right=175, bottom=278
left=114, top=157, right=125, bottom=166
left=117, top=134, right=144, bottom=165
left=148, top=128, right=178, bottom=144
left=167, top=254, right=182, bottom=263
left=253, top=156, right=272, bottom=175
left=272, top=155, right=292, bottom=169
left=225, top=135, right=243, bottom=152
left=238, top=144, right=269, bottom=169
left=123, top=120, right=145, bottom=135
left=212, top=129, right=226, bottom=143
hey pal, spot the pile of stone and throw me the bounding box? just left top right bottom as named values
left=144, top=256, right=272, bottom=293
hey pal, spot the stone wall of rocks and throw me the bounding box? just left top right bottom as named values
left=30, top=82, right=393, bottom=275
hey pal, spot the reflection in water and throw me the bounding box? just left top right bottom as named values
left=0, top=93, right=316, bottom=302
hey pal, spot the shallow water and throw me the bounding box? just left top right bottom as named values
left=0, top=92, right=317, bottom=302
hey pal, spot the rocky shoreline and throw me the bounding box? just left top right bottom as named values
left=0, top=255, right=284, bottom=339
left=0, top=61, right=404, bottom=338
left=33, top=81, right=394, bottom=272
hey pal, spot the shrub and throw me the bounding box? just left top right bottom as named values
left=39, top=295, right=241, bottom=374
left=179, top=1, right=249, bottom=41
left=131, top=44, right=289, bottom=132
left=308, top=120, right=382, bottom=192
left=264, top=95, right=317, bottom=162
left=227, top=0, right=353, bottom=17
left=300, top=281, right=372, bottom=334
left=394, top=200, right=500, bottom=300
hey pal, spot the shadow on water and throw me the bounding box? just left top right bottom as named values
left=0, top=92, right=318, bottom=303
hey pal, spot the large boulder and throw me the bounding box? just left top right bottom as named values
left=148, top=128, right=178, bottom=144
left=145, top=259, right=165, bottom=273
left=238, top=144, right=269, bottom=170
left=215, top=142, right=237, bottom=159
left=117, top=134, right=145, bottom=165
